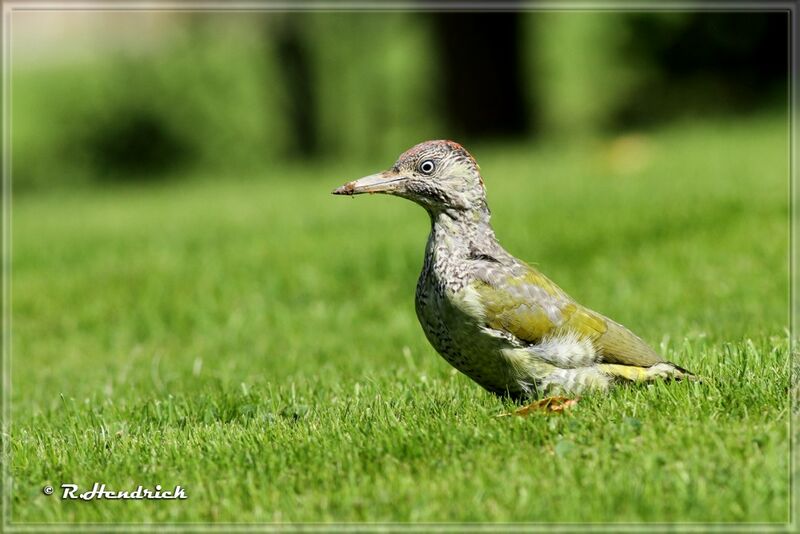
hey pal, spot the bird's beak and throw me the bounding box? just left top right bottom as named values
left=331, top=170, right=406, bottom=196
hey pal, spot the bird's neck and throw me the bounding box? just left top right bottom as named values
left=427, top=203, right=497, bottom=259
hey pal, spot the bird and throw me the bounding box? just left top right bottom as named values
left=332, top=140, right=695, bottom=407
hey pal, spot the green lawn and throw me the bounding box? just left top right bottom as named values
left=7, top=113, right=790, bottom=525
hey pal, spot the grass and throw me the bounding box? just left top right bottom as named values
left=7, top=113, right=790, bottom=525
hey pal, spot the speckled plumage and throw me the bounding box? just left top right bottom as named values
left=334, top=140, right=693, bottom=397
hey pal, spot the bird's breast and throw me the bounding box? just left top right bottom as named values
left=415, top=263, right=521, bottom=395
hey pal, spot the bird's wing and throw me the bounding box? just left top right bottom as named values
left=470, top=260, right=664, bottom=367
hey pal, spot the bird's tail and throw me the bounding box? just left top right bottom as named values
left=598, top=362, right=700, bottom=383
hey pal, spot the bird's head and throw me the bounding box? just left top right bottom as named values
left=332, top=140, right=487, bottom=213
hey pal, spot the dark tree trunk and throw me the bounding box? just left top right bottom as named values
left=430, top=12, right=533, bottom=140
left=270, top=15, right=317, bottom=157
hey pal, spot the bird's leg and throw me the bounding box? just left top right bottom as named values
left=497, top=396, right=579, bottom=417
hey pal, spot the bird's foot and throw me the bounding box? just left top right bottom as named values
left=497, top=396, right=579, bottom=417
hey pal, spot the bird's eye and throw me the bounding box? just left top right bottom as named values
left=418, top=160, right=436, bottom=175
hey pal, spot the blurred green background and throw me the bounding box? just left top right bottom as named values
left=8, top=9, right=791, bottom=524
left=12, top=10, right=787, bottom=189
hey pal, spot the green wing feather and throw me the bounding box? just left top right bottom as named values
left=472, top=262, right=664, bottom=367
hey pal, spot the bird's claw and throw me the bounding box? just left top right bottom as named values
left=497, top=396, right=579, bottom=417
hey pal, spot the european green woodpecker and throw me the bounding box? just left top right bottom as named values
left=333, top=140, right=694, bottom=401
